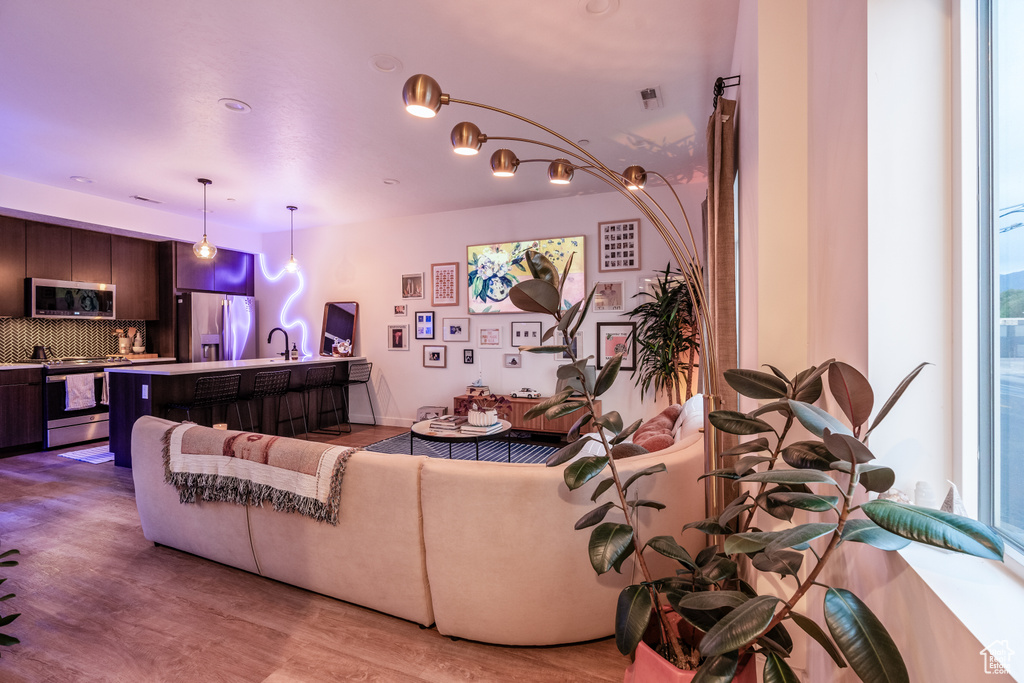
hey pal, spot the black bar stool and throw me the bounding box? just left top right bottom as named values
left=245, top=369, right=300, bottom=437
left=337, top=362, right=375, bottom=430
left=165, top=374, right=243, bottom=428
left=302, top=365, right=342, bottom=435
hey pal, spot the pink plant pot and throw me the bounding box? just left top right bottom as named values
left=623, top=642, right=756, bottom=683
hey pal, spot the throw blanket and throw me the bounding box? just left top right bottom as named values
left=162, top=423, right=355, bottom=524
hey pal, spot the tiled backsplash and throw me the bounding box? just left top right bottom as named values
left=0, top=318, right=148, bottom=363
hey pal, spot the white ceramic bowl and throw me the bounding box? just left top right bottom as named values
left=467, top=409, right=498, bottom=427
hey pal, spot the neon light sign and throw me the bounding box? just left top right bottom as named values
left=258, top=253, right=311, bottom=357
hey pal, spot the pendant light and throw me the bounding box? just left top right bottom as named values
left=285, top=205, right=299, bottom=273
left=193, top=178, right=217, bottom=259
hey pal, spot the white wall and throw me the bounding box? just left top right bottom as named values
left=255, top=187, right=706, bottom=427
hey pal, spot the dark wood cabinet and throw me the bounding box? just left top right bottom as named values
left=0, top=216, right=26, bottom=317
left=71, top=230, right=112, bottom=283
left=0, top=368, right=43, bottom=449
left=214, top=248, right=253, bottom=296
left=173, top=241, right=253, bottom=296
left=111, top=236, right=158, bottom=320
left=174, top=240, right=216, bottom=292
left=26, top=222, right=72, bottom=280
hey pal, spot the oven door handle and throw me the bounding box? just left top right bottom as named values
left=46, top=372, right=107, bottom=383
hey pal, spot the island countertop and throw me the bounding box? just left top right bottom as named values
left=107, top=355, right=365, bottom=376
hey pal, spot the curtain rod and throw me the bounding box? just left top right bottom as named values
left=712, top=75, right=741, bottom=111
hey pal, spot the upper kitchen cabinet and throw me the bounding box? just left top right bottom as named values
left=71, top=230, right=112, bottom=283
left=173, top=241, right=253, bottom=296
left=26, top=222, right=72, bottom=280
left=174, top=241, right=216, bottom=292
left=111, top=236, right=158, bottom=320
left=214, top=248, right=253, bottom=296
left=0, top=216, right=26, bottom=317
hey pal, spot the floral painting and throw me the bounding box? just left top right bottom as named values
left=466, top=236, right=585, bottom=314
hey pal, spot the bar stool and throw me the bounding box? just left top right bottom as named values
left=245, top=369, right=299, bottom=437
left=302, top=365, right=342, bottom=435
left=337, top=362, right=375, bottom=429
left=165, top=374, right=243, bottom=428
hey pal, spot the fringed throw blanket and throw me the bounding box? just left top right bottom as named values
left=162, top=423, right=355, bottom=525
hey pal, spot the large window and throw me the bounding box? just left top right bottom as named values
left=982, top=0, right=1024, bottom=551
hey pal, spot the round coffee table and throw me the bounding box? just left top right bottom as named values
left=410, top=419, right=513, bottom=461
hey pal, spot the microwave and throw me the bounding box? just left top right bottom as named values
left=28, top=278, right=116, bottom=320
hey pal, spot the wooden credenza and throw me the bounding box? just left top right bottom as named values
left=453, top=394, right=601, bottom=435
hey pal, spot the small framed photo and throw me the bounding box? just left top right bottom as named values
left=463, top=349, right=475, bottom=364
left=431, top=262, right=460, bottom=306
left=594, top=281, right=625, bottom=312
left=415, top=311, right=435, bottom=340
left=638, top=276, right=659, bottom=299
left=402, top=273, right=425, bottom=299
left=387, top=324, right=409, bottom=351
left=596, top=322, right=637, bottom=370
left=394, top=304, right=407, bottom=316
left=442, top=317, right=470, bottom=342
left=503, top=353, right=522, bottom=368
left=553, top=331, right=582, bottom=363
left=598, top=219, right=641, bottom=272
left=478, top=326, right=502, bottom=348
left=423, top=345, right=447, bottom=368
left=510, top=321, right=543, bottom=348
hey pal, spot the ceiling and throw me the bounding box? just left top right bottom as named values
left=0, top=0, right=740, bottom=234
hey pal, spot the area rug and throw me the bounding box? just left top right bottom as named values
left=58, top=446, right=114, bottom=464
left=363, top=432, right=557, bottom=464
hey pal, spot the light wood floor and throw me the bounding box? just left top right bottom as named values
left=0, top=426, right=626, bottom=682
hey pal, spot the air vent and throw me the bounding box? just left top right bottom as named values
left=637, top=86, right=663, bottom=111
left=130, top=195, right=163, bottom=204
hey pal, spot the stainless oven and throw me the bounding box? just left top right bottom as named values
left=44, top=370, right=109, bottom=448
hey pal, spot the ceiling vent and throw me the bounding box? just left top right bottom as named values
left=637, top=86, right=663, bottom=111
left=130, top=195, right=163, bottom=204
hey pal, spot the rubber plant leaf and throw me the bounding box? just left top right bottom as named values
left=524, top=249, right=559, bottom=285
left=691, top=651, right=739, bottom=683
left=787, top=400, right=853, bottom=438
left=792, top=360, right=834, bottom=403
left=594, top=411, right=624, bottom=434
left=822, top=430, right=876, bottom=464
left=751, top=548, right=804, bottom=577
left=557, top=251, right=575, bottom=298
left=509, top=278, right=560, bottom=316
left=840, top=519, right=911, bottom=551
left=767, top=492, right=840, bottom=512
left=610, top=443, right=648, bottom=460
left=725, top=368, right=789, bottom=399
left=518, top=344, right=566, bottom=354
left=590, top=477, right=614, bottom=502
left=861, top=500, right=1004, bottom=560
left=828, top=361, right=874, bottom=429
left=789, top=610, right=847, bottom=668
left=594, top=353, right=622, bottom=397
left=588, top=522, right=634, bottom=574
left=781, top=441, right=838, bottom=471
left=764, top=364, right=790, bottom=382
left=544, top=400, right=587, bottom=421
left=646, top=535, right=697, bottom=569
left=708, top=410, right=776, bottom=436
left=824, top=588, right=909, bottom=683
left=614, top=584, right=651, bottom=655
left=524, top=389, right=575, bottom=420
left=674, top=590, right=749, bottom=611
left=763, top=651, right=801, bottom=683
left=569, top=285, right=597, bottom=339
left=865, top=361, right=930, bottom=438
left=545, top=438, right=590, bottom=467
left=611, top=419, right=643, bottom=445
left=764, top=523, right=837, bottom=552
left=699, top=595, right=781, bottom=658
left=563, top=456, right=608, bottom=490
left=574, top=502, right=616, bottom=530
left=722, top=437, right=771, bottom=457
left=738, top=470, right=839, bottom=487
left=622, top=463, right=667, bottom=491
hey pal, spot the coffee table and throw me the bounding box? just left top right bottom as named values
left=410, top=419, right=513, bottom=461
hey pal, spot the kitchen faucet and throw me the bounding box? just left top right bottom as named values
left=268, top=327, right=289, bottom=361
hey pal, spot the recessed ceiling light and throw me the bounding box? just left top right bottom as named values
left=577, top=0, right=619, bottom=17
left=577, top=139, right=590, bottom=147
left=218, top=98, right=252, bottom=113
left=70, top=175, right=93, bottom=184
left=226, top=198, right=236, bottom=202
left=382, top=178, right=400, bottom=185
left=130, top=195, right=163, bottom=204
left=370, top=54, right=403, bottom=73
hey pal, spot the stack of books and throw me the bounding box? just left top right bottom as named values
left=461, top=422, right=504, bottom=435
left=429, top=415, right=468, bottom=431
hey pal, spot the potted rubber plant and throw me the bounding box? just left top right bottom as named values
left=510, top=250, right=1004, bottom=682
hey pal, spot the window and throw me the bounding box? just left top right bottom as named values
left=981, top=0, right=1024, bottom=551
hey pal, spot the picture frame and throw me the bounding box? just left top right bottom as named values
left=478, top=326, right=502, bottom=348
left=423, top=345, right=447, bottom=368
left=415, top=311, right=435, bottom=340
left=503, top=353, right=522, bottom=368
left=467, top=236, right=585, bottom=314
left=402, top=273, right=425, bottom=299
left=554, top=331, right=582, bottom=363
left=394, top=304, right=407, bottom=316
left=387, top=324, right=409, bottom=351
left=593, top=281, right=625, bottom=312
left=463, top=349, right=474, bottom=364
left=598, top=219, right=641, bottom=272
left=442, top=317, right=470, bottom=342
left=596, top=321, right=637, bottom=370
left=510, top=321, right=543, bottom=348
left=431, top=262, right=460, bottom=306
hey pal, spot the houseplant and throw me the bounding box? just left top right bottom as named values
left=0, top=543, right=19, bottom=655
left=510, top=250, right=1004, bottom=682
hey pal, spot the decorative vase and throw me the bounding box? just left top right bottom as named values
left=118, top=337, right=130, bottom=355
left=467, top=409, right=498, bottom=426
left=623, top=642, right=756, bottom=683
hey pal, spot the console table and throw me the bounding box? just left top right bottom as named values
left=453, top=394, right=601, bottom=436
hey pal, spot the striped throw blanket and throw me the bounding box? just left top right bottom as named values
left=162, top=423, right=355, bottom=525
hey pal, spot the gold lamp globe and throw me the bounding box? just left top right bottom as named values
left=451, top=121, right=485, bottom=155
left=402, top=74, right=447, bottom=118
left=547, top=159, right=574, bottom=185
left=622, top=164, right=648, bottom=191
left=490, top=148, right=519, bottom=177
left=193, top=178, right=217, bottom=260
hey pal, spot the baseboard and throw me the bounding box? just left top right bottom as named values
left=349, top=413, right=413, bottom=428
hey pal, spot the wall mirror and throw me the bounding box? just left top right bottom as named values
left=320, top=302, right=359, bottom=356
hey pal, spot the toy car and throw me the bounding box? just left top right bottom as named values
left=510, top=387, right=541, bottom=399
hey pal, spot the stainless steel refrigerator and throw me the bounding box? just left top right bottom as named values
left=176, top=292, right=258, bottom=362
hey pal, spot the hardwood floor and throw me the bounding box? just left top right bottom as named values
left=0, top=427, right=627, bottom=682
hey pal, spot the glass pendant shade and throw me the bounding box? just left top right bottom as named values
left=547, top=159, right=574, bottom=185
left=403, top=74, right=446, bottom=118
left=451, top=121, right=484, bottom=155
left=622, top=164, right=647, bottom=190
left=490, top=148, right=519, bottom=177
left=285, top=255, right=299, bottom=273
left=193, top=178, right=216, bottom=259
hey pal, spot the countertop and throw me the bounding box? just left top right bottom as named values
left=106, top=356, right=365, bottom=376
left=0, top=357, right=176, bottom=371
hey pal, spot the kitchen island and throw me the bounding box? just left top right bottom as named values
left=107, top=356, right=365, bottom=467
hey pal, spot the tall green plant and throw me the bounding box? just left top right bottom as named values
left=628, top=264, right=699, bottom=404
left=0, top=543, right=20, bottom=655
left=510, top=249, right=1004, bottom=682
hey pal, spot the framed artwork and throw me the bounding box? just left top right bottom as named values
left=423, top=345, right=447, bottom=368
left=478, top=326, right=502, bottom=348
left=463, top=349, right=474, bottom=364
left=415, top=311, right=435, bottom=340
left=598, top=219, right=640, bottom=272
left=596, top=322, right=637, bottom=370
left=594, top=281, right=625, bottom=312
left=467, top=236, right=585, bottom=314
left=431, top=262, right=459, bottom=306
left=510, top=321, right=542, bottom=348
left=638, top=276, right=659, bottom=299
left=394, top=304, right=407, bottom=316
left=387, top=324, right=409, bottom=351
left=503, top=353, right=522, bottom=368
left=402, top=273, right=424, bottom=299
left=442, top=317, right=470, bottom=342
left=554, top=331, right=582, bottom=363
